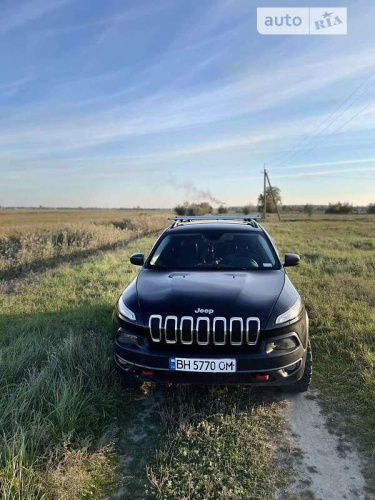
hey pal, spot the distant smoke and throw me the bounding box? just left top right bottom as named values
left=167, top=174, right=225, bottom=205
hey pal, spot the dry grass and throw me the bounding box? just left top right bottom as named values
left=0, top=209, right=169, bottom=230
left=0, top=211, right=167, bottom=279
left=43, top=441, right=115, bottom=500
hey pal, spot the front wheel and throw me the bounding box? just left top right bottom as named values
left=280, top=340, right=312, bottom=394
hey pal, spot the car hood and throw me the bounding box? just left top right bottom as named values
left=135, top=269, right=285, bottom=328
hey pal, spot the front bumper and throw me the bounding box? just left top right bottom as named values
left=113, top=318, right=308, bottom=386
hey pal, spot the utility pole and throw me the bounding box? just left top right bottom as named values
left=263, top=166, right=267, bottom=221
left=265, top=170, right=282, bottom=221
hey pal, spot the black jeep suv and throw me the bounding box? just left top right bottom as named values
left=113, top=216, right=312, bottom=393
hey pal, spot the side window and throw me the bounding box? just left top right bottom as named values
left=150, top=235, right=171, bottom=265
left=268, top=236, right=280, bottom=258
left=256, top=235, right=276, bottom=266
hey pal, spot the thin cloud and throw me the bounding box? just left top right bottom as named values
left=96, top=1, right=175, bottom=44
left=275, top=157, right=375, bottom=172
left=272, top=166, right=375, bottom=179
left=0, top=0, right=74, bottom=35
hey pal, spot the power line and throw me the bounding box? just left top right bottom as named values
left=279, top=80, right=375, bottom=168
left=276, top=77, right=375, bottom=168
left=275, top=97, right=375, bottom=170
left=270, top=72, right=375, bottom=168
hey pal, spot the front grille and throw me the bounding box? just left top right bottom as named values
left=149, top=315, right=260, bottom=346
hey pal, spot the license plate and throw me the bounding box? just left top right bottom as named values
left=170, top=357, right=236, bottom=373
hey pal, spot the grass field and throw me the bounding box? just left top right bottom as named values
left=0, top=209, right=167, bottom=281
left=0, top=211, right=374, bottom=498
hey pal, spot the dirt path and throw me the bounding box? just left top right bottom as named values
left=109, top=389, right=163, bottom=500
left=109, top=387, right=373, bottom=499
left=281, top=391, right=372, bottom=500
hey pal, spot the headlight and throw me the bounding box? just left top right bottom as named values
left=117, top=298, right=136, bottom=321
left=275, top=298, right=302, bottom=325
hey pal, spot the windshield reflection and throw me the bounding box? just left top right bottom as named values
left=148, top=231, right=279, bottom=270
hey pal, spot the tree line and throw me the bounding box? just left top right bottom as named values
left=174, top=188, right=375, bottom=216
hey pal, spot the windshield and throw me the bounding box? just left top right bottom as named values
left=147, top=231, right=281, bottom=270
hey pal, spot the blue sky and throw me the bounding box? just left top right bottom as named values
left=1, top=0, right=375, bottom=208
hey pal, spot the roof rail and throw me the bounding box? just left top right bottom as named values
left=169, top=215, right=261, bottom=228
left=170, top=215, right=260, bottom=221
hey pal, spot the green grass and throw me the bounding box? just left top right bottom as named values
left=146, top=386, right=289, bottom=500
left=264, top=216, right=375, bottom=484
left=0, top=237, right=157, bottom=498
left=1, top=214, right=375, bottom=498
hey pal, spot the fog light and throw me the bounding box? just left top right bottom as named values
left=117, top=329, right=140, bottom=346
left=266, top=336, right=298, bottom=353
left=116, top=355, right=130, bottom=367
left=274, top=338, right=298, bottom=350
left=285, top=361, right=301, bottom=374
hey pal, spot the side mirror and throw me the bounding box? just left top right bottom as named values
left=284, top=253, right=300, bottom=267
left=130, top=253, right=145, bottom=266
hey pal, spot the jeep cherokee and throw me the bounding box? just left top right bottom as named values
left=113, top=216, right=312, bottom=393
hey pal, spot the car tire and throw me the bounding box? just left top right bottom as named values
left=116, top=370, right=143, bottom=388
left=280, top=340, right=312, bottom=394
